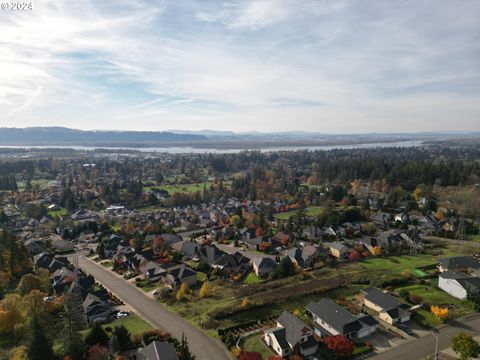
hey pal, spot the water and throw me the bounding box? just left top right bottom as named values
left=0, top=140, right=423, bottom=154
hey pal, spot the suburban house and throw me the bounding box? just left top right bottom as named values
left=164, top=264, right=197, bottom=289
left=252, top=257, right=278, bottom=277
left=438, top=271, right=480, bottom=301
left=82, top=293, right=111, bottom=323
left=362, top=287, right=411, bottom=324
left=33, top=252, right=55, bottom=269
left=286, top=245, right=324, bottom=268
left=137, top=341, right=179, bottom=360
left=438, top=256, right=480, bottom=273
left=264, top=311, right=318, bottom=357
left=51, top=238, right=75, bottom=253
left=212, top=251, right=250, bottom=273
left=328, top=242, right=351, bottom=258
left=306, top=299, right=378, bottom=339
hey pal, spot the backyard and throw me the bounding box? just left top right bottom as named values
left=274, top=206, right=323, bottom=220
left=241, top=334, right=273, bottom=358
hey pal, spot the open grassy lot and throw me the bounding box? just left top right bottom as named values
left=48, top=207, right=68, bottom=218
left=146, top=180, right=232, bottom=195
left=103, top=314, right=153, bottom=335
left=242, top=334, right=273, bottom=358
left=359, top=248, right=462, bottom=276
left=274, top=206, right=323, bottom=220
left=244, top=272, right=265, bottom=285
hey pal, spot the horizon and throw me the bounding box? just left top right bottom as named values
left=1, top=1, right=479, bottom=132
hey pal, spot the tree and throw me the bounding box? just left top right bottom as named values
left=96, top=242, right=106, bottom=260
left=323, top=335, right=354, bottom=358
left=0, top=294, right=25, bottom=337
left=451, top=332, right=480, bottom=360
left=348, top=250, right=362, bottom=261
left=239, top=352, right=262, bottom=360
left=16, top=273, right=42, bottom=296
left=112, top=325, right=132, bottom=351
left=176, top=282, right=190, bottom=301
left=87, top=344, right=109, bottom=360
left=86, top=322, right=109, bottom=347
left=178, top=333, right=195, bottom=360
left=274, top=256, right=295, bottom=278
left=431, top=305, right=449, bottom=321
left=27, top=312, right=55, bottom=360
left=199, top=281, right=213, bottom=299
left=267, top=356, right=284, bottom=360
left=361, top=222, right=376, bottom=235
left=60, top=291, right=87, bottom=360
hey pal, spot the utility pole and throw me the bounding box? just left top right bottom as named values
left=431, top=332, right=439, bottom=360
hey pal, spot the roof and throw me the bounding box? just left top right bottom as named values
left=138, top=341, right=179, bottom=360
left=439, top=256, right=480, bottom=270
left=306, top=299, right=361, bottom=335
left=266, top=327, right=289, bottom=350
left=277, top=311, right=311, bottom=346
left=253, top=257, right=277, bottom=269
left=363, top=287, right=402, bottom=310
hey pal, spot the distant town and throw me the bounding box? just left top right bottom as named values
left=0, top=142, right=479, bottom=360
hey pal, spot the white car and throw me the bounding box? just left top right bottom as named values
left=116, top=311, right=130, bottom=319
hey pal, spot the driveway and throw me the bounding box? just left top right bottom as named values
left=78, top=255, right=234, bottom=360
left=371, top=314, right=480, bottom=360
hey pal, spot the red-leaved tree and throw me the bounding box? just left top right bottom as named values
left=239, top=351, right=263, bottom=360
left=323, top=335, right=355, bottom=358
left=348, top=250, right=362, bottom=261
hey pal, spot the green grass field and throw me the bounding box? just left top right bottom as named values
left=147, top=180, right=232, bottom=195
left=244, top=272, right=265, bottom=285
left=242, top=334, right=273, bottom=358
left=274, top=206, right=323, bottom=220
left=103, top=315, right=153, bottom=335
left=48, top=207, right=68, bottom=218
left=360, top=249, right=460, bottom=276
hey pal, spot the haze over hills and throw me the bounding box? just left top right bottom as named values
left=0, top=127, right=479, bottom=148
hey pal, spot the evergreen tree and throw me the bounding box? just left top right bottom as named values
left=27, top=312, right=55, bottom=360
left=178, top=333, right=195, bottom=360
left=85, top=321, right=109, bottom=347
left=112, top=325, right=132, bottom=351
left=61, top=290, right=87, bottom=360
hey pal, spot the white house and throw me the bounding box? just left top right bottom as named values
left=438, top=272, right=480, bottom=301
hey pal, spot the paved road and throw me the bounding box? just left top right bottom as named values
left=78, top=256, right=233, bottom=360
left=371, top=314, right=480, bottom=360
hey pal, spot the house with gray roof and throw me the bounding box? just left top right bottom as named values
left=438, top=271, right=480, bottom=301
left=438, top=256, right=480, bottom=273
left=138, top=341, right=179, bottom=360
left=306, top=298, right=377, bottom=339
left=252, top=257, right=278, bottom=277
left=362, top=287, right=411, bottom=325
left=264, top=311, right=318, bottom=357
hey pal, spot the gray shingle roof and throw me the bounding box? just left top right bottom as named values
left=306, top=299, right=361, bottom=335
left=277, top=311, right=311, bottom=346
left=138, top=341, right=179, bottom=360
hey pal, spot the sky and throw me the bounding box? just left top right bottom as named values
left=0, top=0, right=479, bottom=133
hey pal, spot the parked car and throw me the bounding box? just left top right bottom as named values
left=116, top=311, right=130, bottom=319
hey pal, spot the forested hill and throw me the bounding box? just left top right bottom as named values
left=0, top=127, right=208, bottom=145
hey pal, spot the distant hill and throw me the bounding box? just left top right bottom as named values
left=0, top=127, right=208, bottom=145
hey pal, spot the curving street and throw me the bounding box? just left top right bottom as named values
left=78, top=255, right=233, bottom=360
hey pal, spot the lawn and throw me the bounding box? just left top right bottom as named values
left=274, top=206, right=323, bottom=220
left=244, top=272, right=265, bottom=285
left=156, top=181, right=232, bottom=195
left=359, top=249, right=462, bottom=276
left=48, top=207, right=68, bottom=218
left=241, top=334, right=274, bottom=358
left=103, top=315, right=153, bottom=335
left=413, top=309, right=442, bottom=328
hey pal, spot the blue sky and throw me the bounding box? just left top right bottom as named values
left=0, top=0, right=479, bottom=132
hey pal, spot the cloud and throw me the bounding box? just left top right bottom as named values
left=0, top=0, right=479, bottom=132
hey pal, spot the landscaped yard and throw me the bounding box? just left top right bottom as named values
left=244, top=272, right=264, bottom=285
left=241, top=334, right=274, bottom=358
left=103, top=315, right=152, bottom=335
left=274, top=206, right=323, bottom=220
left=48, top=207, right=68, bottom=218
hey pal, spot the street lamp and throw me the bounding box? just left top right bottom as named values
left=431, top=332, right=439, bottom=360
